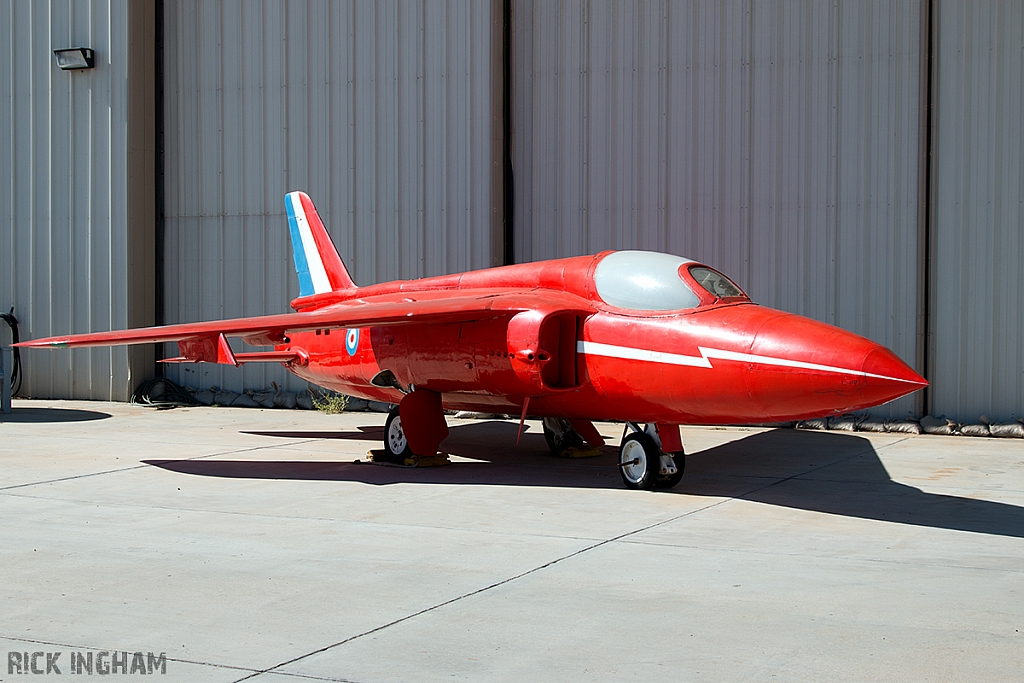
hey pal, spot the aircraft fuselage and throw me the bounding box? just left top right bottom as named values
left=283, top=254, right=923, bottom=424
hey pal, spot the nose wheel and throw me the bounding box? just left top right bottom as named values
left=618, top=424, right=684, bottom=490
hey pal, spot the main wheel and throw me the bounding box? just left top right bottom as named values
left=542, top=417, right=584, bottom=456
left=618, top=432, right=660, bottom=490
left=383, top=406, right=413, bottom=462
left=654, top=452, right=685, bottom=489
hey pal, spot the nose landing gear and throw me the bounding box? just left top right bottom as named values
left=617, top=423, right=684, bottom=490
left=542, top=417, right=585, bottom=455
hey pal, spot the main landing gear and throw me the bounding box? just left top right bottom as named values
left=379, top=390, right=450, bottom=464
left=618, top=423, right=684, bottom=490
left=383, top=406, right=414, bottom=461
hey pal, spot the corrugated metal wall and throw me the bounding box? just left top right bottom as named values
left=930, top=0, right=1024, bottom=422
left=162, top=0, right=503, bottom=394
left=0, top=0, right=154, bottom=401
left=8, top=1, right=1021, bottom=422
left=512, top=0, right=925, bottom=418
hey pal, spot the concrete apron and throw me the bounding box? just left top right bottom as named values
left=1, top=399, right=1022, bottom=682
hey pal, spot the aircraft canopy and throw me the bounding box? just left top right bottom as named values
left=594, top=251, right=746, bottom=311
left=594, top=251, right=699, bottom=311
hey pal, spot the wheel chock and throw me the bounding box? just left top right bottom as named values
left=557, top=445, right=603, bottom=459
left=367, top=450, right=450, bottom=468
left=403, top=454, right=451, bottom=468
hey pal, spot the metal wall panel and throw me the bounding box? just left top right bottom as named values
left=931, top=1, right=1024, bottom=422
left=162, top=0, right=502, bottom=394
left=513, top=0, right=923, bottom=417
left=163, top=0, right=503, bottom=393
left=0, top=0, right=153, bottom=401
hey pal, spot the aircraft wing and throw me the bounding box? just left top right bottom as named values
left=16, top=288, right=595, bottom=353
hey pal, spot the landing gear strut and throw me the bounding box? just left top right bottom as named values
left=542, top=417, right=584, bottom=456
left=381, top=389, right=449, bottom=462
left=617, top=423, right=684, bottom=490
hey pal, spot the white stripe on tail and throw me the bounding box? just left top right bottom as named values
left=284, top=191, right=355, bottom=297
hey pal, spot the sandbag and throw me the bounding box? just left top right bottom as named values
left=827, top=414, right=861, bottom=431
left=885, top=419, right=922, bottom=435
left=920, top=415, right=959, bottom=436
left=959, top=423, right=991, bottom=437
left=295, top=390, right=314, bottom=410
left=194, top=389, right=215, bottom=406
left=254, top=391, right=277, bottom=408
left=344, top=398, right=369, bottom=411
left=213, top=390, right=239, bottom=406
left=989, top=422, right=1024, bottom=438
left=274, top=391, right=297, bottom=409
left=857, top=415, right=888, bottom=432
left=231, top=392, right=260, bottom=408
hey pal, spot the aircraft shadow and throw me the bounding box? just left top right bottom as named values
left=240, top=425, right=384, bottom=441
left=678, top=429, right=1024, bottom=539
left=0, top=407, right=111, bottom=423
left=145, top=423, right=1024, bottom=539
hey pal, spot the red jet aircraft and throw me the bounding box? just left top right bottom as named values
left=18, top=191, right=927, bottom=489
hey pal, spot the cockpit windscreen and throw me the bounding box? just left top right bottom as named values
left=688, top=266, right=745, bottom=299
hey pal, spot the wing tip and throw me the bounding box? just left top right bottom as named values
left=13, top=339, right=68, bottom=348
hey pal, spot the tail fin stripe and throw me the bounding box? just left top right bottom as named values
left=298, top=193, right=351, bottom=290
left=286, top=193, right=332, bottom=296
left=285, top=197, right=315, bottom=296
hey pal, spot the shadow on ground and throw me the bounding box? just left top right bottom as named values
left=0, top=407, right=111, bottom=423
left=240, top=425, right=384, bottom=440
left=145, top=422, right=1024, bottom=538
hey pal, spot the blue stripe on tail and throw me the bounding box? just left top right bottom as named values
left=285, top=194, right=315, bottom=297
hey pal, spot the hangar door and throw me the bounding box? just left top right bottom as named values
left=512, top=0, right=925, bottom=419
left=161, top=0, right=504, bottom=394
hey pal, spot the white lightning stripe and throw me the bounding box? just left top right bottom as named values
left=577, top=341, right=920, bottom=384
left=580, top=340, right=712, bottom=368
left=289, top=195, right=331, bottom=294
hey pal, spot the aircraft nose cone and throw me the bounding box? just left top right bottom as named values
left=748, top=312, right=927, bottom=421
left=862, top=345, right=928, bottom=386
left=859, top=345, right=928, bottom=404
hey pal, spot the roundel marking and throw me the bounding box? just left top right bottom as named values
left=345, top=328, right=360, bottom=356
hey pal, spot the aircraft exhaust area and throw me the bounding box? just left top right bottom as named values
left=1, top=400, right=1022, bottom=681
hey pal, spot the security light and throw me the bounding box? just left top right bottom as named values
left=53, top=48, right=94, bottom=70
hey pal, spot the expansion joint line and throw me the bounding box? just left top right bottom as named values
left=235, top=434, right=911, bottom=683
left=0, top=440, right=321, bottom=492
left=0, top=634, right=358, bottom=682
left=233, top=499, right=741, bottom=679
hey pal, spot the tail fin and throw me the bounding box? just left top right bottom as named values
left=285, top=191, right=356, bottom=296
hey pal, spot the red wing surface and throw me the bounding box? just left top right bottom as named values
left=16, top=289, right=594, bottom=350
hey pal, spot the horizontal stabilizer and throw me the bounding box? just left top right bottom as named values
left=171, top=334, right=238, bottom=365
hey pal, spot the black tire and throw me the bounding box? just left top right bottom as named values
left=542, top=417, right=584, bottom=456
left=618, top=432, right=660, bottom=490
left=654, top=452, right=685, bottom=489
left=383, top=406, right=413, bottom=462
